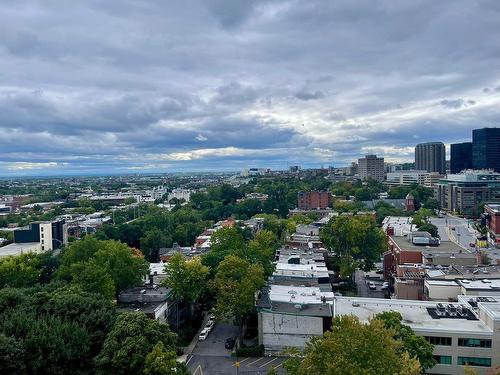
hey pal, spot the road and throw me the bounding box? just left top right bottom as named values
left=429, top=215, right=477, bottom=251
left=354, top=269, right=385, bottom=298
left=187, top=322, right=287, bottom=374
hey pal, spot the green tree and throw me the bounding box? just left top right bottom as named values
left=143, top=342, right=190, bottom=375
left=417, top=223, right=439, bottom=238
left=0, top=253, right=44, bottom=288
left=95, top=312, right=178, bottom=375
left=375, top=311, right=435, bottom=373
left=212, top=255, right=265, bottom=323
left=58, top=237, right=148, bottom=298
left=246, top=230, right=278, bottom=277
left=202, top=227, right=246, bottom=269
left=321, top=215, right=386, bottom=277
left=0, top=333, right=25, bottom=375
left=162, top=253, right=209, bottom=303
left=284, top=315, right=421, bottom=375
left=0, top=310, right=91, bottom=374
left=140, top=228, right=171, bottom=262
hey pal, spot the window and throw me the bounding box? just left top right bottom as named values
left=458, top=338, right=492, bottom=348
left=457, top=357, right=491, bottom=367
left=41, top=233, right=44, bottom=239
left=425, top=336, right=452, bottom=346
left=434, top=355, right=452, bottom=365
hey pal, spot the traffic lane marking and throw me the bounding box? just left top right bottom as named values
left=246, top=357, right=267, bottom=367
left=259, top=357, right=280, bottom=368
left=232, top=357, right=251, bottom=366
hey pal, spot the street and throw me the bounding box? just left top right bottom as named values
left=187, top=322, right=287, bottom=374
left=354, top=269, right=385, bottom=298
left=429, top=215, right=477, bottom=251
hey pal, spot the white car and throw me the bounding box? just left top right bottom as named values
left=368, top=282, right=376, bottom=290
left=198, top=328, right=209, bottom=341
left=208, top=314, right=216, bottom=322
left=381, top=282, right=389, bottom=290
left=205, top=320, right=215, bottom=332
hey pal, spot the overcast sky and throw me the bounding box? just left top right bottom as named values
left=1, top=0, right=500, bottom=176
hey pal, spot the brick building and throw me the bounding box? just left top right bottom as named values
left=297, top=191, right=332, bottom=210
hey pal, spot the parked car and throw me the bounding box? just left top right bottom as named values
left=225, top=338, right=236, bottom=350
left=451, top=227, right=456, bottom=231
left=368, top=282, right=376, bottom=290
left=205, top=320, right=215, bottom=332
left=381, top=282, right=389, bottom=290
left=208, top=314, right=216, bottom=322
left=198, top=328, right=209, bottom=341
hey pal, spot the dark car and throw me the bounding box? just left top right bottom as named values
left=225, top=338, right=236, bottom=350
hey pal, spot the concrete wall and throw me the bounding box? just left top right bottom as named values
left=259, top=311, right=324, bottom=353
left=425, top=282, right=461, bottom=301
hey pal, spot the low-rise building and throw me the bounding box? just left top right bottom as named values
left=334, top=295, right=500, bottom=374
left=485, top=204, right=500, bottom=248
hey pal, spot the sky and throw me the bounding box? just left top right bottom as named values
left=1, top=0, right=500, bottom=176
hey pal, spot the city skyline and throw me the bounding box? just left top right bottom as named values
left=1, top=1, right=500, bottom=176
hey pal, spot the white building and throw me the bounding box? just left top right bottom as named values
left=334, top=296, right=500, bottom=374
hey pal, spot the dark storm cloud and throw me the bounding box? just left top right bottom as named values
left=0, top=0, right=500, bottom=175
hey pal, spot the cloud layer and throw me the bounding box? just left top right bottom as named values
left=1, top=0, right=500, bottom=175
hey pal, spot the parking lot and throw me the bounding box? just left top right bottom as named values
left=187, top=321, right=287, bottom=374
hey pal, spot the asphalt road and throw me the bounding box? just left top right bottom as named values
left=354, top=269, right=385, bottom=298
left=430, top=215, right=477, bottom=251
left=187, top=322, right=287, bottom=374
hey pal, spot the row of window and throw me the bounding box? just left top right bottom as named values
left=434, top=355, right=491, bottom=367
left=425, top=336, right=492, bottom=348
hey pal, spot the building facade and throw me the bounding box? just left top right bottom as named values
left=485, top=204, right=500, bottom=248
left=358, top=155, right=385, bottom=181
left=451, top=142, right=473, bottom=174
left=13, top=220, right=67, bottom=251
left=297, top=191, right=332, bottom=210
left=436, top=171, right=500, bottom=217
left=415, top=142, right=446, bottom=174
left=473, top=128, right=500, bottom=173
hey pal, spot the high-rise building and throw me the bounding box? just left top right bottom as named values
left=450, top=142, right=473, bottom=174
left=358, top=155, right=384, bottom=181
left=472, top=127, right=500, bottom=172
left=415, top=142, right=446, bottom=174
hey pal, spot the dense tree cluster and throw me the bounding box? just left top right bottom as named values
left=321, top=215, right=387, bottom=277
left=283, top=315, right=422, bottom=375
left=0, top=237, right=185, bottom=375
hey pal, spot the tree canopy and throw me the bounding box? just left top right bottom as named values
left=162, top=253, right=209, bottom=303
left=212, top=255, right=265, bottom=323
left=375, top=311, right=435, bottom=373
left=284, top=315, right=421, bottom=375
left=321, top=215, right=386, bottom=277
left=95, top=312, right=179, bottom=375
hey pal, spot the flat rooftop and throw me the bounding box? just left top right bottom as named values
left=269, top=284, right=334, bottom=304
left=0, top=242, right=40, bottom=257
left=391, top=236, right=465, bottom=253
left=335, top=297, right=493, bottom=334
left=458, top=279, right=500, bottom=291
left=275, top=263, right=328, bottom=272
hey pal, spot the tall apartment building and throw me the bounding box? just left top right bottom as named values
left=436, top=171, right=500, bottom=216
left=473, top=128, right=500, bottom=172
left=415, top=142, right=446, bottom=174
left=358, top=155, right=385, bottom=181
left=297, top=191, right=332, bottom=210
left=450, top=142, right=473, bottom=174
